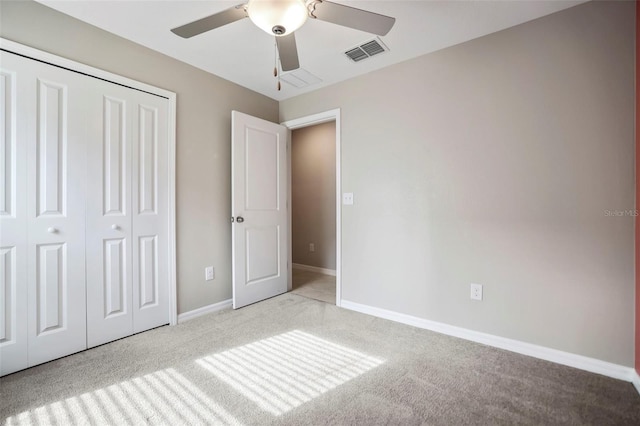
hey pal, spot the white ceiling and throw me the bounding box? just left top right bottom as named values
left=37, top=0, right=586, bottom=101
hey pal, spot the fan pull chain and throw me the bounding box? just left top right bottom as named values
left=274, top=38, right=281, bottom=91
left=274, top=38, right=278, bottom=77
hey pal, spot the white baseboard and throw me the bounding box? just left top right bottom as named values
left=177, top=299, right=232, bottom=323
left=292, top=263, right=336, bottom=276
left=632, top=370, right=640, bottom=395
left=341, top=299, right=636, bottom=384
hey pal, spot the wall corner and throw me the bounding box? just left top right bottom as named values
left=635, top=0, right=640, bottom=376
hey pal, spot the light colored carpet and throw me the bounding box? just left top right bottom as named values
left=1, top=293, right=639, bottom=425
left=291, top=269, right=336, bottom=304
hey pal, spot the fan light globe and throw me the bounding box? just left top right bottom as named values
left=247, top=0, right=308, bottom=36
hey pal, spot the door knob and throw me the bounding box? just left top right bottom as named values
left=111, top=224, right=119, bottom=230
left=47, top=227, right=57, bottom=234
left=236, top=216, right=244, bottom=223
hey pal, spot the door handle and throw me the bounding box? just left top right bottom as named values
left=236, top=216, right=244, bottom=223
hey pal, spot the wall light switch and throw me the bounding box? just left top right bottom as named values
left=343, top=193, right=354, bottom=205
left=309, top=243, right=315, bottom=252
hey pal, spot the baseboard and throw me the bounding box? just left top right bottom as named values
left=341, top=299, right=636, bottom=383
left=632, top=370, right=640, bottom=395
left=292, top=263, right=336, bottom=276
left=177, top=299, right=232, bottom=323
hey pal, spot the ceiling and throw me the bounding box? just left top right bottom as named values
left=37, top=0, right=586, bottom=101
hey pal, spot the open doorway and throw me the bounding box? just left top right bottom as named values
left=290, top=122, right=336, bottom=304
left=282, top=109, right=341, bottom=306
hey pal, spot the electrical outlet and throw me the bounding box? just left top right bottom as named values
left=470, top=283, right=483, bottom=301
left=342, top=192, right=354, bottom=205
left=309, top=243, right=315, bottom=252
left=205, top=266, right=215, bottom=281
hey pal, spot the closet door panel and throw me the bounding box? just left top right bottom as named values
left=1, top=48, right=173, bottom=374
left=132, top=93, right=169, bottom=333
left=25, top=60, right=87, bottom=366
left=86, top=84, right=133, bottom=348
left=0, top=57, right=28, bottom=376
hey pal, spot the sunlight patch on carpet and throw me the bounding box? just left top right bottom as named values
left=196, top=329, right=385, bottom=416
left=4, top=368, right=242, bottom=426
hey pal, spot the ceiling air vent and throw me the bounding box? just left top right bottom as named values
left=344, top=38, right=389, bottom=63
left=345, top=47, right=369, bottom=62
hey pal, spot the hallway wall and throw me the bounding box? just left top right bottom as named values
left=291, top=122, right=337, bottom=270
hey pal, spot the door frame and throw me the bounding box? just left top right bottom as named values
left=0, top=38, right=179, bottom=325
left=281, top=109, right=342, bottom=307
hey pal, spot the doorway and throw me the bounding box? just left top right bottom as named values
left=282, top=109, right=342, bottom=307
left=290, top=121, right=336, bottom=304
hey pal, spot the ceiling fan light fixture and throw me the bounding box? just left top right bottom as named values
left=247, top=0, right=309, bottom=36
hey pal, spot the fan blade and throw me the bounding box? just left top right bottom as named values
left=171, top=4, right=248, bottom=38
left=276, top=33, right=300, bottom=72
left=310, top=1, right=395, bottom=36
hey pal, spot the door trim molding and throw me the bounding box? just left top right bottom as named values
left=0, top=37, right=179, bottom=326
left=282, top=109, right=342, bottom=307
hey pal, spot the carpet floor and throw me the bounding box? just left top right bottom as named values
left=1, top=293, right=639, bottom=425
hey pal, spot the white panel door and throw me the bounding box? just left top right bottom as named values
left=21, top=56, right=88, bottom=366
left=87, top=83, right=170, bottom=343
left=231, top=111, right=288, bottom=309
left=0, top=56, right=28, bottom=375
left=131, top=90, right=169, bottom=332
left=86, top=82, right=134, bottom=348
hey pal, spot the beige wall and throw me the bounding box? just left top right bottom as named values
left=291, top=122, right=336, bottom=270
left=281, top=1, right=635, bottom=366
left=0, top=0, right=279, bottom=314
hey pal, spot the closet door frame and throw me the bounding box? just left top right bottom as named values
left=0, top=38, right=178, bottom=326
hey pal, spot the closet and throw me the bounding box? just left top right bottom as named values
left=0, top=47, right=173, bottom=376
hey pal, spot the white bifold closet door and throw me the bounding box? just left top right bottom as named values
left=0, top=56, right=28, bottom=375
left=26, top=59, right=89, bottom=366
left=0, top=50, right=170, bottom=375
left=1, top=51, right=88, bottom=371
left=85, top=81, right=169, bottom=348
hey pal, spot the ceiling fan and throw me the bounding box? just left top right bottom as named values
left=171, top=0, right=396, bottom=73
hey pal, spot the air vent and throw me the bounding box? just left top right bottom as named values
left=345, top=47, right=369, bottom=62
left=344, top=38, right=389, bottom=63
left=361, top=40, right=385, bottom=56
